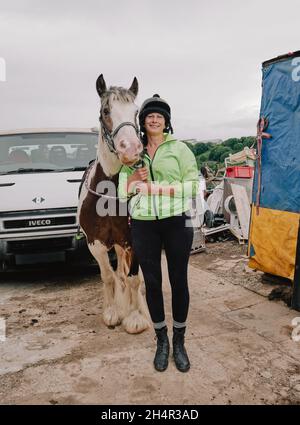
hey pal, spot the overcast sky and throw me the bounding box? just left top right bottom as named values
left=0, top=0, right=299, bottom=140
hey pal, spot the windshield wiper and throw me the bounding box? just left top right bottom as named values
left=0, top=166, right=88, bottom=175
left=1, top=168, right=59, bottom=174
left=59, top=166, right=87, bottom=171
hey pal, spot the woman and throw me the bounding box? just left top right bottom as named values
left=118, top=94, right=199, bottom=372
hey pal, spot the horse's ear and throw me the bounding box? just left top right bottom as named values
left=96, top=74, right=107, bottom=98
left=129, top=77, right=138, bottom=97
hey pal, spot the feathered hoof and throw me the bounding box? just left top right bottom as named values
left=103, top=306, right=121, bottom=327
left=122, top=310, right=150, bottom=334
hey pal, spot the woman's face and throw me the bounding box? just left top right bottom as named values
left=144, top=113, right=165, bottom=136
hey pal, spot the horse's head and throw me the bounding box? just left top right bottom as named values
left=96, top=74, right=143, bottom=167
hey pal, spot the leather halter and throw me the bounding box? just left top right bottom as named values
left=83, top=115, right=142, bottom=200
left=99, top=116, right=140, bottom=154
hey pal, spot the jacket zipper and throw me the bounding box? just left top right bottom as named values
left=149, top=162, right=158, bottom=220
left=147, top=143, right=165, bottom=220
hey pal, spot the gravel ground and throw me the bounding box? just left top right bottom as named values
left=0, top=238, right=299, bottom=405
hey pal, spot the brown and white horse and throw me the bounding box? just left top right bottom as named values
left=78, top=75, right=150, bottom=334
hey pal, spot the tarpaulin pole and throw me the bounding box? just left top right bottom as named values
left=291, top=219, right=300, bottom=312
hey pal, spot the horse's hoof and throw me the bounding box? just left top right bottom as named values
left=122, top=310, right=150, bottom=334
left=103, top=306, right=121, bottom=327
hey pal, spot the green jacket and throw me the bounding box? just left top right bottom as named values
left=118, top=133, right=199, bottom=220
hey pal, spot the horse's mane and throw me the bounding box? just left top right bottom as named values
left=102, top=86, right=135, bottom=109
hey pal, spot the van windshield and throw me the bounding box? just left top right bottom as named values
left=0, top=132, right=98, bottom=174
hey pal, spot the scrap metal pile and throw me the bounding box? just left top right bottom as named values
left=190, top=147, right=256, bottom=254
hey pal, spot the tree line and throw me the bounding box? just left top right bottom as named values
left=184, top=136, right=256, bottom=172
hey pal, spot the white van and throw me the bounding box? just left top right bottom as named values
left=0, top=128, right=98, bottom=270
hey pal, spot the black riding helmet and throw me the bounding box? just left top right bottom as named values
left=138, top=94, right=173, bottom=136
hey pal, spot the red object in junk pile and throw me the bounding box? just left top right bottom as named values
left=226, top=166, right=254, bottom=178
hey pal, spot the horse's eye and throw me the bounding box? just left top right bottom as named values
left=103, top=108, right=110, bottom=116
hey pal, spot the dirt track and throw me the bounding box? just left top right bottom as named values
left=0, top=240, right=300, bottom=405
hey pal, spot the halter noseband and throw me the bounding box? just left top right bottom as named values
left=99, top=116, right=140, bottom=154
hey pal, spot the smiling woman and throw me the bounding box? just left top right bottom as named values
left=118, top=94, right=199, bottom=373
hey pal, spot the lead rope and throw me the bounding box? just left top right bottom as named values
left=256, top=117, right=271, bottom=215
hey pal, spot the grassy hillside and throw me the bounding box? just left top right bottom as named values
left=184, top=136, right=256, bottom=172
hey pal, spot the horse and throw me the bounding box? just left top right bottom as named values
left=78, top=74, right=150, bottom=334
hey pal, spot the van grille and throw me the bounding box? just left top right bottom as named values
left=7, top=237, right=74, bottom=254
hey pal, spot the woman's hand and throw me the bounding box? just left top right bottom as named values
left=129, top=167, right=148, bottom=183
left=134, top=167, right=148, bottom=182
left=127, top=167, right=148, bottom=192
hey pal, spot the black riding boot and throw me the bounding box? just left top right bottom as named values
left=154, top=326, right=170, bottom=372
left=173, top=327, right=190, bottom=372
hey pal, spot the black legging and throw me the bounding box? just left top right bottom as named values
left=131, top=213, right=194, bottom=325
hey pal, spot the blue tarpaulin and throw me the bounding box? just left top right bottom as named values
left=252, top=52, right=300, bottom=213
left=249, top=51, right=300, bottom=281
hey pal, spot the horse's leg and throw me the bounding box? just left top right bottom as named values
left=88, top=240, right=120, bottom=326
left=122, top=250, right=150, bottom=334
left=114, top=244, right=128, bottom=289
left=113, top=244, right=131, bottom=322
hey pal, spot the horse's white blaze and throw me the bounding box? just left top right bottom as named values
left=109, top=101, right=142, bottom=163
left=97, top=101, right=141, bottom=176
left=110, top=101, right=137, bottom=136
